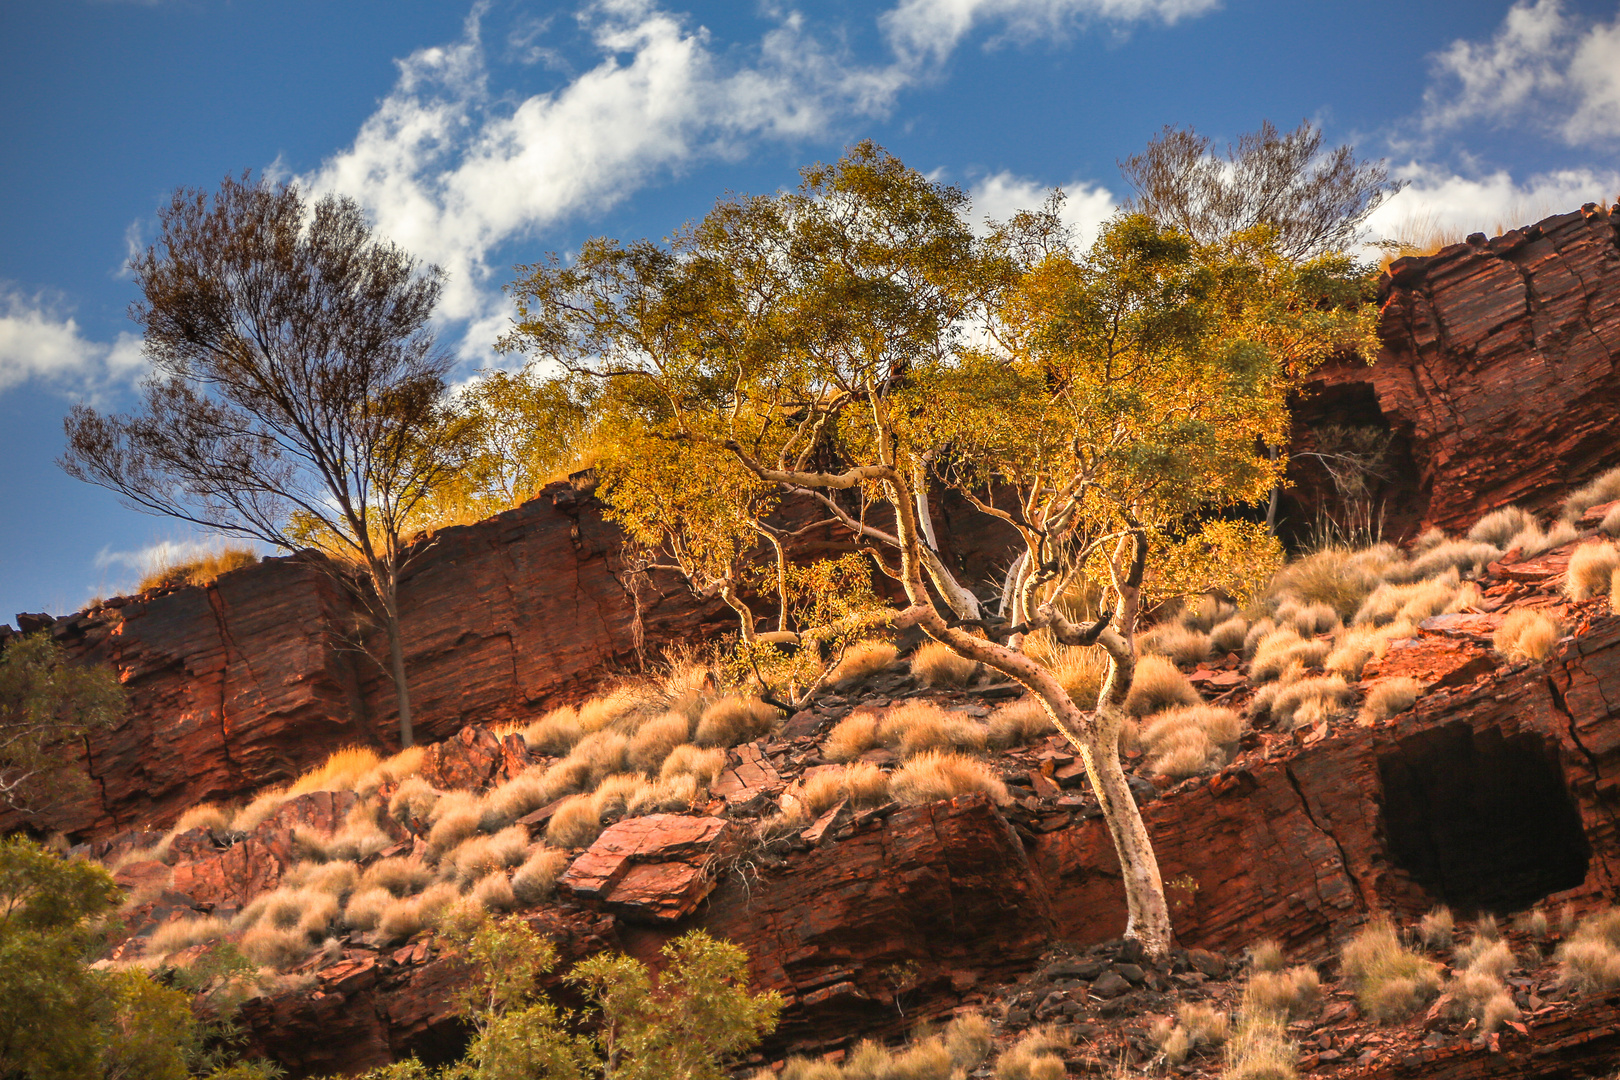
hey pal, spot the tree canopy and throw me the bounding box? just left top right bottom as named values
left=0, top=634, right=124, bottom=815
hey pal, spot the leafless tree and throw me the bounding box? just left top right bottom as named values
left=1120, top=120, right=1403, bottom=261
left=61, top=174, right=467, bottom=747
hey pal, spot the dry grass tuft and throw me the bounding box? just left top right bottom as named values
left=239, top=925, right=311, bottom=971
left=137, top=545, right=259, bottom=593
left=1358, top=677, right=1426, bottom=726
left=290, top=860, right=360, bottom=899
left=425, top=791, right=484, bottom=855
left=1493, top=607, right=1566, bottom=663
left=1566, top=541, right=1620, bottom=601
left=796, top=761, right=892, bottom=818
left=230, top=787, right=292, bottom=833
left=1045, top=641, right=1106, bottom=709
left=627, top=711, right=694, bottom=774
left=1141, top=704, right=1243, bottom=779
left=1180, top=594, right=1237, bottom=633
left=1244, top=965, right=1322, bottom=1020
left=576, top=687, right=657, bottom=734
left=442, top=825, right=529, bottom=885
left=512, top=846, right=570, bottom=905
left=356, top=745, right=426, bottom=796
left=1242, top=618, right=1277, bottom=658
left=1419, top=906, right=1455, bottom=949
left=659, top=744, right=725, bottom=785
left=824, top=713, right=880, bottom=763
left=471, top=870, right=517, bottom=912
left=1249, top=939, right=1285, bottom=973
left=993, top=1025, right=1069, bottom=1080
left=342, top=887, right=394, bottom=931
left=1138, top=622, right=1211, bottom=665
left=388, top=776, right=441, bottom=824
left=1249, top=628, right=1330, bottom=684
left=361, top=857, right=430, bottom=898
left=944, top=1012, right=994, bottom=1069
left=1275, top=600, right=1340, bottom=637
left=1509, top=519, right=1580, bottom=558
left=1266, top=544, right=1400, bottom=621
left=1562, top=466, right=1620, bottom=522
left=828, top=640, right=900, bottom=685
left=1411, top=527, right=1448, bottom=554
left=171, top=803, right=232, bottom=835
left=1268, top=674, right=1352, bottom=732
left=1125, top=655, right=1200, bottom=718
left=627, top=773, right=701, bottom=815
left=377, top=882, right=458, bottom=944
left=877, top=700, right=989, bottom=758
left=987, top=699, right=1055, bottom=750
left=1614, top=566, right=1620, bottom=610
left=694, top=696, right=779, bottom=748
left=1555, top=908, right=1620, bottom=993
left=545, top=793, right=603, bottom=849
left=1517, top=908, right=1549, bottom=940
left=1340, top=917, right=1442, bottom=1023
left=1393, top=539, right=1500, bottom=584
left=1210, top=615, right=1249, bottom=657
left=1469, top=506, right=1536, bottom=548
left=1601, top=504, right=1620, bottom=538
left=910, top=641, right=981, bottom=688
left=1353, top=572, right=1460, bottom=628
left=888, top=751, right=1010, bottom=807
left=288, top=746, right=383, bottom=797
left=521, top=707, right=585, bottom=756
left=147, top=914, right=230, bottom=958
left=1223, top=1011, right=1298, bottom=1080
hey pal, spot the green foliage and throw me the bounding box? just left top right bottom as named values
left=0, top=836, right=279, bottom=1080
left=353, top=916, right=781, bottom=1080
left=1148, top=519, right=1287, bottom=609
left=0, top=634, right=125, bottom=813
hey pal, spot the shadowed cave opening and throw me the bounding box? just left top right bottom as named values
left=1378, top=723, right=1590, bottom=914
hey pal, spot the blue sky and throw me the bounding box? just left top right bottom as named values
left=3, top=0, right=1618, bottom=622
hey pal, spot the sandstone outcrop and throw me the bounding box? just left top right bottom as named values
left=1290, top=204, right=1620, bottom=540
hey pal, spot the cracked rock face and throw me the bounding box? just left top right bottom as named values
left=1289, top=205, right=1620, bottom=542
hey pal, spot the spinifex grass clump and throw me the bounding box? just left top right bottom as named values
left=1339, top=917, right=1442, bottom=1023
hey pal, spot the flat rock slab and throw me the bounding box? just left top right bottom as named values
left=711, top=743, right=783, bottom=805
left=560, top=813, right=731, bottom=921
left=1362, top=637, right=1495, bottom=688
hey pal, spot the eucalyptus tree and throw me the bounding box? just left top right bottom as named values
left=503, top=143, right=1375, bottom=956
left=61, top=174, right=469, bottom=748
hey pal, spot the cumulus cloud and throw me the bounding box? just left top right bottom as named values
left=1422, top=0, right=1620, bottom=144
left=0, top=290, right=145, bottom=398
left=880, top=0, right=1220, bottom=66
left=1361, top=161, right=1620, bottom=251
left=969, top=170, right=1117, bottom=247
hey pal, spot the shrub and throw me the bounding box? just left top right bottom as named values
left=1340, top=917, right=1441, bottom=1022
left=443, top=825, right=529, bottom=885
left=943, top=1012, right=993, bottom=1069
left=1469, top=506, right=1536, bottom=548
left=660, top=744, right=726, bottom=784
left=362, top=856, right=431, bottom=898
left=239, top=925, right=310, bottom=971
left=426, top=792, right=484, bottom=855
left=1249, top=939, right=1285, bottom=972
left=829, top=640, right=900, bottom=685
left=824, top=713, right=880, bottom=763
left=1561, top=466, right=1620, bottom=522
left=1180, top=594, right=1237, bottom=632
left=521, top=707, right=585, bottom=756
left=628, top=711, right=693, bottom=774
left=546, top=794, right=603, bottom=849
left=910, top=641, right=980, bottom=687
left=389, top=776, right=441, bottom=824
left=146, top=914, right=229, bottom=958
left=342, top=886, right=394, bottom=931
left=1269, top=675, right=1352, bottom=731
left=1124, top=655, right=1200, bottom=717
left=1138, top=623, right=1211, bottom=665
left=1210, top=615, right=1249, bottom=656
left=512, top=846, right=570, bottom=905
left=1566, top=541, right=1620, bottom=601
left=1245, top=966, right=1322, bottom=1019
left=1493, top=607, right=1565, bottom=663
left=1602, top=504, right=1620, bottom=538
left=1418, top=906, right=1454, bottom=949
left=888, top=751, right=1010, bottom=807
left=287, top=746, right=382, bottom=796
left=987, top=699, right=1055, bottom=749
left=1357, top=677, right=1424, bottom=726
left=695, top=696, right=779, bottom=748
left=878, top=701, right=988, bottom=758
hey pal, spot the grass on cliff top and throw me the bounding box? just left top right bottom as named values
left=136, top=544, right=260, bottom=593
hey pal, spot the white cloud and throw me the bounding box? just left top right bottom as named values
left=969, top=170, right=1117, bottom=247
left=1422, top=0, right=1620, bottom=143
left=1361, top=161, right=1620, bottom=251
left=880, top=0, right=1220, bottom=67
left=0, top=290, right=145, bottom=398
